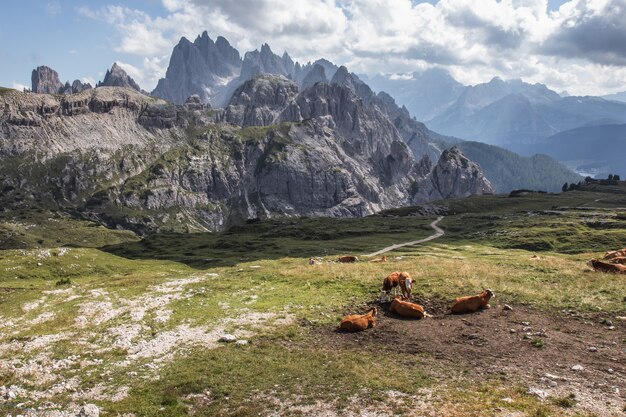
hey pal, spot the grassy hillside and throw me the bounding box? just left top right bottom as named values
left=456, top=141, right=582, bottom=193
left=0, top=185, right=624, bottom=416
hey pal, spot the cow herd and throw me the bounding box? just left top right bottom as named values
left=587, top=248, right=626, bottom=274
left=334, top=246, right=624, bottom=333
left=338, top=269, right=495, bottom=333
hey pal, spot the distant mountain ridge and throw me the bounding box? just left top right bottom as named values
left=521, top=123, right=626, bottom=178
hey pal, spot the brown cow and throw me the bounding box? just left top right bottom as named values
left=337, top=255, right=358, bottom=263
left=450, top=289, right=494, bottom=314
left=389, top=296, right=426, bottom=319
left=370, top=255, right=388, bottom=263
left=608, top=256, right=626, bottom=265
left=603, top=249, right=626, bottom=260
left=587, top=259, right=626, bottom=273
left=337, top=307, right=377, bottom=332
left=380, top=271, right=414, bottom=302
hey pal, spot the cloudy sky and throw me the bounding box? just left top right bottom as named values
left=2, top=0, right=626, bottom=96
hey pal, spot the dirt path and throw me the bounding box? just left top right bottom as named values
left=365, top=216, right=445, bottom=257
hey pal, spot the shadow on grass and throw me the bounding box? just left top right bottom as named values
left=101, top=216, right=437, bottom=268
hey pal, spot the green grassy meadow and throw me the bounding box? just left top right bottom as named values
left=0, top=185, right=625, bottom=416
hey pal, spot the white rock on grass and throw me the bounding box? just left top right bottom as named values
left=218, top=334, right=237, bottom=343
left=527, top=387, right=548, bottom=400
left=235, top=340, right=249, bottom=346
left=571, top=364, right=584, bottom=371
left=77, top=404, right=100, bottom=417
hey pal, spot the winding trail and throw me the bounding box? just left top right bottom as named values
left=365, top=216, right=445, bottom=257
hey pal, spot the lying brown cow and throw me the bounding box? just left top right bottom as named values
left=587, top=259, right=626, bottom=273
left=337, top=255, right=358, bottom=263
left=380, top=271, right=414, bottom=302
left=338, top=307, right=377, bottom=332
left=450, top=289, right=494, bottom=314
left=390, top=297, right=426, bottom=319
left=603, top=249, right=626, bottom=260
left=608, top=256, right=626, bottom=265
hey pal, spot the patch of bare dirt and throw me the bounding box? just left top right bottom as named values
left=315, top=301, right=625, bottom=416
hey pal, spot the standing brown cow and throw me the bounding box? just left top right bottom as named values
left=380, top=271, right=415, bottom=302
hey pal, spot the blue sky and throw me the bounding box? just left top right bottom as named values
left=1, top=0, right=624, bottom=95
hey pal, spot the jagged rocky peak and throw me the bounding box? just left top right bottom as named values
left=31, top=66, right=63, bottom=94
left=97, top=63, right=142, bottom=92
left=152, top=33, right=241, bottom=105
left=240, top=43, right=293, bottom=81
left=31, top=66, right=92, bottom=95
left=430, top=147, right=494, bottom=198
left=194, top=31, right=241, bottom=76
left=301, top=64, right=327, bottom=90
left=71, top=79, right=92, bottom=93
left=330, top=66, right=375, bottom=103
left=225, top=75, right=299, bottom=126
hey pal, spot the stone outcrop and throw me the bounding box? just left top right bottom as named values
left=31, top=65, right=93, bottom=95
left=428, top=147, right=494, bottom=198
left=224, top=75, right=299, bottom=126
left=97, top=63, right=143, bottom=92
left=152, top=32, right=241, bottom=105
left=31, top=66, right=63, bottom=94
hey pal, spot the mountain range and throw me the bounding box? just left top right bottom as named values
left=0, top=32, right=589, bottom=233
left=368, top=70, right=626, bottom=177
left=0, top=75, right=492, bottom=233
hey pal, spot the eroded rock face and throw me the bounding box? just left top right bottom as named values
left=224, top=75, right=299, bottom=126
left=428, top=147, right=494, bottom=199
left=300, top=64, right=327, bottom=90
left=31, top=66, right=63, bottom=94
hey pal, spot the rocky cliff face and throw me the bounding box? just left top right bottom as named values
left=152, top=32, right=241, bottom=105
left=224, top=75, right=299, bottom=127
left=97, top=63, right=143, bottom=92
left=31, top=66, right=63, bottom=94
left=428, top=147, right=493, bottom=199
left=300, top=64, right=327, bottom=90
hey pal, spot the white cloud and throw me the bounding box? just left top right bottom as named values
left=81, top=77, right=96, bottom=87
left=12, top=82, right=29, bottom=91
left=78, top=0, right=626, bottom=95
left=68, top=49, right=79, bottom=55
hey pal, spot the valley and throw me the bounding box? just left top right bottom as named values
left=1, top=185, right=624, bottom=416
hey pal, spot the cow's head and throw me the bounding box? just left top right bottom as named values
left=484, top=288, right=494, bottom=299
left=586, top=259, right=596, bottom=267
